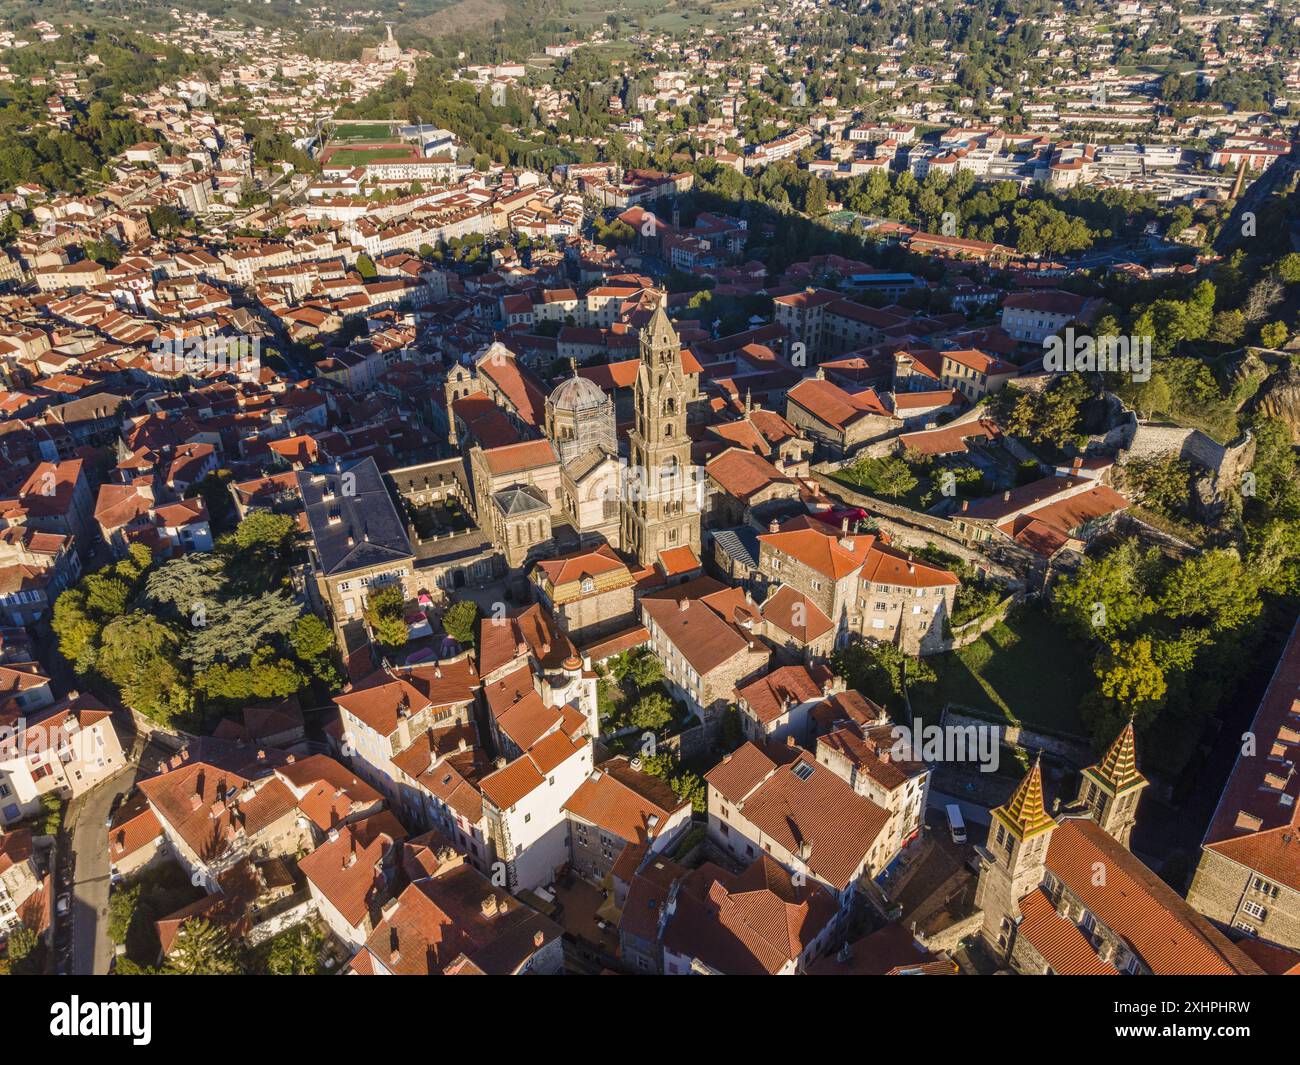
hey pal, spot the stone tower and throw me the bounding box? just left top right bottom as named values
left=621, top=298, right=701, bottom=567
left=974, top=754, right=1058, bottom=958
left=1076, top=721, right=1148, bottom=849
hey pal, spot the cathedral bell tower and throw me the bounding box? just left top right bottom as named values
left=620, top=298, right=701, bottom=568
left=1076, top=721, right=1148, bottom=849
left=974, top=754, right=1058, bottom=959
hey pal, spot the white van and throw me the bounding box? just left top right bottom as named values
left=945, top=804, right=967, bottom=845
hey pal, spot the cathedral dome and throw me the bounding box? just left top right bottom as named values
left=548, top=375, right=609, bottom=413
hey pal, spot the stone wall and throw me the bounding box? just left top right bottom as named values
left=915, top=909, right=984, bottom=956
left=939, top=706, right=1093, bottom=762
left=1121, top=422, right=1254, bottom=481
left=929, top=593, right=1020, bottom=654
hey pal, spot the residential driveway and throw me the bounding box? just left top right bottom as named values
left=68, top=768, right=137, bottom=975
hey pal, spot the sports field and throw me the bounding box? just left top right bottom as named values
left=331, top=121, right=398, bottom=142
left=320, top=144, right=420, bottom=167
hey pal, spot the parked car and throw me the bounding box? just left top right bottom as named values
left=945, top=804, right=967, bottom=845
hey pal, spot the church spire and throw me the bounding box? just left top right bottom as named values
left=642, top=295, right=678, bottom=361
left=996, top=753, right=1056, bottom=841
left=1077, top=720, right=1148, bottom=848
left=1089, top=720, right=1145, bottom=795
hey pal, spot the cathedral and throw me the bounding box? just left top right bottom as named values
left=443, top=296, right=703, bottom=578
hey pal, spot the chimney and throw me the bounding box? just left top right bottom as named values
left=678, top=598, right=689, bottom=612
left=533, top=930, right=545, bottom=949
left=768, top=518, right=780, bottom=533
left=495, top=756, right=507, bottom=769
left=961, top=500, right=969, bottom=512
left=458, top=737, right=468, bottom=752
left=480, top=894, right=499, bottom=917
left=1002, top=491, right=1011, bottom=502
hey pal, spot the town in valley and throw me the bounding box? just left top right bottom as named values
left=1, top=0, right=1300, bottom=985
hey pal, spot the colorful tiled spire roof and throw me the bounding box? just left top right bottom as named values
left=995, top=753, right=1056, bottom=840
left=1084, top=721, right=1146, bottom=795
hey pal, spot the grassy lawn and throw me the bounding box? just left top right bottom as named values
left=909, top=605, right=1092, bottom=739
left=325, top=146, right=417, bottom=166
left=332, top=122, right=396, bottom=141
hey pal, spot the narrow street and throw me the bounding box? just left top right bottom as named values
left=66, top=766, right=137, bottom=975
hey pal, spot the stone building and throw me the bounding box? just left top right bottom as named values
left=297, top=457, right=414, bottom=626
left=755, top=516, right=958, bottom=654
left=620, top=299, right=703, bottom=569
left=639, top=578, right=770, bottom=741
left=489, top=486, right=552, bottom=570
left=558, top=448, right=622, bottom=550
left=529, top=543, right=637, bottom=644
left=784, top=374, right=898, bottom=459
left=562, top=756, right=692, bottom=885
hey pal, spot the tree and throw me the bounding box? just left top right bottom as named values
left=610, top=645, right=662, bottom=689
left=1275, top=253, right=1300, bottom=285
left=1157, top=550, right=1260, bottom=632
left=108, top=884, right=143, bottom=945
left=1260, top=320, right=1289, bottom=349
left=1208, top=309, right=1245, bottom=346
left=844, top=455, right=917, bottom=499
left=1052, top=539, right=1157, bottom=640
left=143, top=553, right=226, bottom=622
left=670, top=770, right=706, bottom=813
left=255, top=922, right=323, bottom=975
left=291, top=614, right=340, bottom=684
left=4, top=924, right=37, bottom=973
left=97, top=612, right=190, bottom=724
left=1096, top=638, right=1166, bottom=716
left=184, top=591, right=303, bottom=671
left=1122, top=455, right=1192, bottom=516
left=628, top=690, right=673, bottom=731
left=1004, top=380, right=1086, bottom=451
left=441, top=599, right=480, bottom=646
left=832, top=641, right=934, bottom=712
left=1242, top=277, right=1283, bottom=325
left=51, top=589, right=101, bottom=670
left=232, top=511, right=296, bottom=550
left=163, top=918, right=242, bottom=975
left=805, top=177, right=828, bottom=217
left=365, top=584, right=408, bottom=649
left=148, top=204, right=184, bottom=235
left=37, top=793, right=63, bottom=835
left=195, top=649, right=306, bottom=702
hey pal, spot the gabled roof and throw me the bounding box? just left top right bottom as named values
left=1047, top=818, right=1262, bottom=976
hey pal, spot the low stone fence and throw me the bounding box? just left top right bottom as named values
left=939, top=705, right=1093, bottom=766
left=128, top=708, right=196, bottom=753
